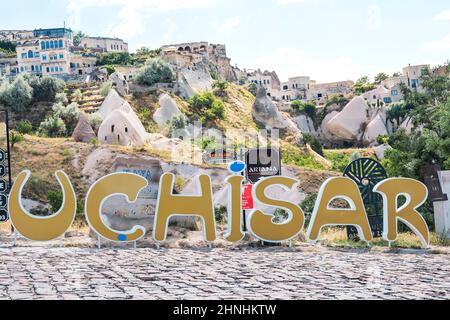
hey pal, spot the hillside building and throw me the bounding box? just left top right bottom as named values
left=79, top=37, right=128, bottom=53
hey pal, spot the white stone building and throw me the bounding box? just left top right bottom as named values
left=16, top=28, right=73, bottom=76
left=80, top=37, right=129, bottom=53
left=362, top=64, right=430, bottom=106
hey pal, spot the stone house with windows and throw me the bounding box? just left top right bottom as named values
left=362, top=64, right=430, bottom=106
left=79, top=37, right=128, bottom=53
left=16, top=28, right=73, bottom=76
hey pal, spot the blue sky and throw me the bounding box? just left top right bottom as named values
left=2, top=0, right=450, bottom=82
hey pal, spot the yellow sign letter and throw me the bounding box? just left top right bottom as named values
left=248, top=177, right=304, bottom=243
left=9, top=170, right=76, bottom=241
left=224, top=175, right=245, bottom=242
left=373, top=178, right=429, bottom=248
left=153, top=173, right=216, bottom=242
left=306, top=177, right=373, bottom=242
left=85, top=173, right=148, bottom=243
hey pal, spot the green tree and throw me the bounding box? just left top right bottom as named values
left=0, top=75, right=33, bottom=112
left=39, top=115, right=67, bottom=138
left=52, top=102, right=81, bottom=134
left=16, top=120, right=33, bottom=134
left=212, top=80, right=229, bottom=97
left=353, top=76, right=376, bottom=95
left=98, top=52, right=132, bottom=66
left=73, top=31, right=87, bottom=46
left=27, top=76, right=65, bottom=102
left=374, top=72, right=389, bottom=85
left=188, top=92, right=226, bottom=122
left=134, top=58, right=175, bottom=86
left=291, top=100, right=317, bottom=120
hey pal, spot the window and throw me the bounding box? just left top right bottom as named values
left=54, top=54, right=58, bottom=60
left=111, top=125, right=115, bottom=133
left=391, top=89, right=398, bottom=96
left=383, top=97, right=392, bottom=104
left=125, top=127, right=128, bottom=133
left=50, top=41, right=54, bottom=49
left=46, top=67, right=50, bottom=72
left=35, top=52, right=40, bottom=58
left=21, top=53, right=27, bottom=59
left=41, top=42, right=45, bottom=50
left=51, top=67, right=54, bottom=73
left=60, top=67, right=64, bottom=72
left=20, top=66, right=24, bottom=72
left=42, top=54, right=47, bottom=61
left=54, top=40, right=58, bottom=49
left=31, top=65, right=34, bottom=71
left=60, top=53, right=64, bottom=59
left=59, top=40, right=64, bottom=48
left=46, top=41, right=50, bottom=49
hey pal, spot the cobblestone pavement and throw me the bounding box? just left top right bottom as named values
left=0, top=245, right=449, bottom=300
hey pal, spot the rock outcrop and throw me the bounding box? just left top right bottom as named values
left=72, top=113, right=96, bottom=143
left=153, top=94, right=184, bottom=126
left=363, top=114, right=388, bottom=146
left=293, top=115, right=316, bottom=134
left=325, top=97, right=368, bottom=142
left=176, top=66, right=214, bottom=99
left=98, top=89, right=124, bottom=119
left=252, top=88, right=300, bottom=134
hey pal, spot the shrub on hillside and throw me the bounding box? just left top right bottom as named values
left=38, top=115, right=67, bottom=138
left=99, top=81, right=113, bottom=97
left=188, top=92, right=225, bottom=122
left=72, top=89, right=83, bottom=102
left=16, top=120, right=33, bottom=135
left=291, top=100, right=317, bottom=120
left=302, top=133, right=324, bottom=156
left=98, top=52, right=132, bottom=66
left=55, top=92, right=68, bottom=105
left=27, top=76, right=64, bottom=102
left=52, top=102, right=81, bottom=134
left=134, top=58, right=175, bottom=86
left=0, top=76, right=33, bottom=112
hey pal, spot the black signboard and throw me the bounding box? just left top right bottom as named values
left=245, top=148, right=282, bottom=184
left=421, top=165, right=448, bottom=202
left=0, top=110, right=12, bottom=222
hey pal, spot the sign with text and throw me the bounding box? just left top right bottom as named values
left=245, top=148, right=281, bottom=184
left=242, top=184, right=254, bottom=210
left=0, top=111, right=11, bottom=223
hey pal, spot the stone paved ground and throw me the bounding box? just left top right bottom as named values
left=0, top=244, right=448, bottom=300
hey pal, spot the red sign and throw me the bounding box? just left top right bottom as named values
left=242, top=184, right=254, bottom=210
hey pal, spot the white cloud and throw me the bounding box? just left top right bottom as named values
left=434, top=10, right=450, bottom=21
left=246, top=47, right=376, bottom=83
left=163, top=18, right=177, bottom=42
left=277, top=0, right=314, bottom=5
left=215, top=16, right=241, bottom=33
left=420, top=33, right=450, bottom=52
left=366, top=4, right=382, bottom=30
left=67, top=0, right=224, bottom=39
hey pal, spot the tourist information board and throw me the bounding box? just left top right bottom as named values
left=0, top=111, right=12, bottom=222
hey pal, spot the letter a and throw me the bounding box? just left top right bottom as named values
left=9, top=170, right=76, bottom=241
left=307, top=177, right=373, bottom=242
left=373, top=178, right=429, bottom=248
left=153, top=173, right=216, bottom=242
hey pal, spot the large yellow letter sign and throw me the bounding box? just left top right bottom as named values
left=85, top=173, right=148, bottom=243
left=306, top=177, right=373, bottom=242
left=153, top=173, right=216, bottom=242
left=224, top=175, right=245, bottom=242
left=9, top=170, right=76, bottom=241
left=248, top=177, right=304, bottom=243
left=373, top=178, right=429, bottom=248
